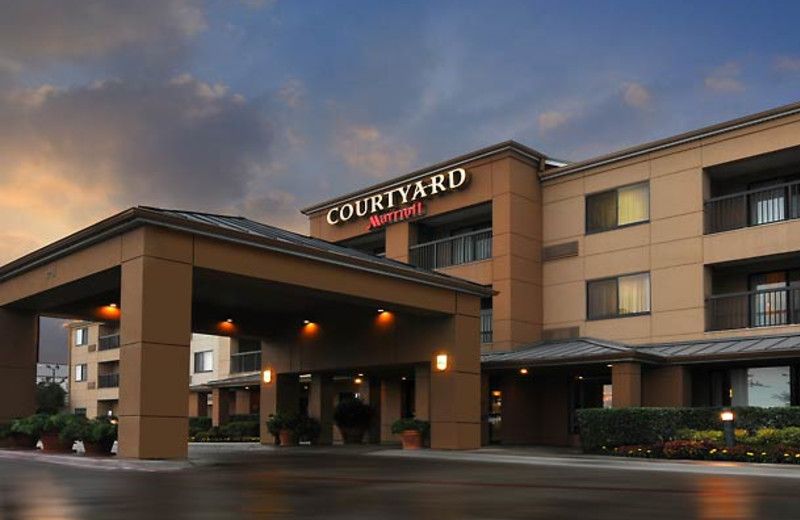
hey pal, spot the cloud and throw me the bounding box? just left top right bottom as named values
left=705, top=62, right=745, bottom=92
left=277, top=78, right=305, bottom=108
left=538, top=110, right=570, bottom=136
left=0, top=76, right=274, bottom=263
left=334, top=124, right=416, bottom=179
left=622, top=83, right=651, bottom=110
left=0, top=0, right=205, bottom=70
left=773, top=56, right=800, bottom=72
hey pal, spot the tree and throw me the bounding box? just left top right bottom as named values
left=36, top=381, right=66, bottom=415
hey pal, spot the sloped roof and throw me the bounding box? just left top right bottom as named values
left=482, top=333, right=800, bottom=368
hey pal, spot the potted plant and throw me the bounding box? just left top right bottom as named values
left=293, top=415, right=322, bottom=445
left=41, top=414, right=85, bottom=453
left=83, top=417, right=117, bottom=456
left=333, top=398, right=373, bottom=444
left=266, top=412, right=295, bottom=446
left=10, top=414, right=47, bottom=449
left=391, top=418, right=430, bottom=450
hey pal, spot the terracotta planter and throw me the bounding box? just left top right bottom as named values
left=279, top=429, right=294, bottom=447
left=338, top=426, right=365, bottom=444
left=399, top=430, right=423, bottom=450
left=84, top=440, right=115, bottom=456
left=11, top=433, right=37, bottom=450
left=40, top=432, right=74, bottom=454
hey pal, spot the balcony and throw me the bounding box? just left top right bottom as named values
left=705, top=179, right=800, bottom=234
left=231, top=351, right=261, bottom=373
left=706, top=287, right=800, bottom=331
left=98, top=373, right=119, bottom=388
left=480, top=308, right=493, bottom=344
left=409, top=229, right=492, bottom=270
left=98, top=334, right=120, bottom=351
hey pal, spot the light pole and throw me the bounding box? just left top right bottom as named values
left=720, top=408, right=735, bottom=448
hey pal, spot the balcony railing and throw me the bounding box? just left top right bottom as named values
left=231, top=351, right=261, bottom=373
left=706, top=287, right=800, bottom=331
left=409, top=229, right=492, bottom=270
left=480, top=308, right=493, bottom=344
left=98, top=334, right=120, bottom=351
left=705, top=179, right=800, bottom=234
left=98, top=373, right=119, bottom=388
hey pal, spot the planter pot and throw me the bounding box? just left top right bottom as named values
left=399, top=430, right=423, bottom=450
left=84, top=440, right=115, bottom=456
left=11, top=433, right=37, bottom=450
left=338, top=426, right=365, bottom=444
left=279, top=429, right=294, bottom=447
left=40, top=432, right=74, bottom=454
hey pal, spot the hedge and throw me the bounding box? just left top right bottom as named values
left=575, top=407, right=800, bottom=451
left=189, top=416, right=212, bottom=437
left=228, top=414, right=259, bottom=423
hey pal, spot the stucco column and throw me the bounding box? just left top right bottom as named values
left=612, top=362, right=642, bottom=408
left=212, top=388, right=230, bottom=426
left=0, top=308, right=38, bottom=423
left=642, top=365, right=691, bottom=407
left=414, top=365, right=430, bottom=420
left=188, top=392, right=208, bottom=417
left=429, top=294, right=481, bottom=449
left=379, top=379, right=402, bottom=443
left=118, top=253, right=192, bottom=459
left=308, top=373, right=335, bottom=445
left=385, top=222, right=417, bottom=262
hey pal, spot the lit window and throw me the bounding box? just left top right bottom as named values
left=74, top=327, right=89, bottom=346
left=75, top=364, right=87, bottom=382
left=730, top=366, right=791, bottom=407
left=194, top=351, right=213, bottom=373
left=587, top=273, right=650, bottom=319
left=586, top=182, right=649, bottom=233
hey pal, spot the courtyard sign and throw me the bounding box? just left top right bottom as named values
left=326, top=168, right=469, bottom=228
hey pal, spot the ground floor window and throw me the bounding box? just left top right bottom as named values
left=708, top=365, right=796, bottom=407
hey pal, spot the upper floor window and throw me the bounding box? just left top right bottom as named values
left=586, top=182, right=649, bottom=234
left=587, top=272, right=651, bottom=320
left=74, top=327, right=89, bottom=346
left=194, top=351, right=213, bottom=373
left=75, top=364, right=87, bottom=382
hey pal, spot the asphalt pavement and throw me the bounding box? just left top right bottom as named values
left=1, top=445, right=800, bottom=519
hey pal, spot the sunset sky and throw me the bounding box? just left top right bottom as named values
left=4, top=1, right=800, bottom=361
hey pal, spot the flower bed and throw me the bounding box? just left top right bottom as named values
left=601, top=441, right=800, bottom=464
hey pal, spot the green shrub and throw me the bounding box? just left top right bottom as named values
left=293, top=416, right=321, bottom=444
left=35, top=382, right=66, bottom=415
left=85, top=418, right=118, bottom=445
left=333, top=398, right=373, bottom=429
left=229, top=414, right=259, bottom=423
left=391, top=418, right=430, bottom=435
left=45, top=414, right=88, bottom=444
left=11, top=414, right=49, bottom=439
left=575, top=407, right=800, bottom=452
left=266, top=412, right=295, bottom=437
left=218, top=421, right=259, bottom=439
left=189, top=416, right=212, bottom=437
left=0, top=423, right=11, bottom=439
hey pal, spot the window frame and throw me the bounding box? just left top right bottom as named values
left=586, top=271, right=652, bottom=321
left=585, top=181, right=650, bottom=235
left=75, top=363, right=88, bottom=382
left=74, top=327, right=89, bottom=346
left=194, top=350, right=213, bottom=374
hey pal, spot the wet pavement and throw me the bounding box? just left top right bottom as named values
left=2, top=446, right=800, bottom=519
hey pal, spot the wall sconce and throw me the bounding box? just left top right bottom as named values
left=435, top=353, right=449, bottom=372
left=354, top=377, right=363, bottom=385
left=262, top=368, right=272, bottom=384
left=519, top=368, right=529, bottom=375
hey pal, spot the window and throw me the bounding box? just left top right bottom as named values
left=586, top=182, right=649, bottom=233
left=194, top=351, right=213, bottom=373
left=587, top=273, right=651, bottom=319
left=73, top=408, right=87, bottom=417
left=480, top=298, right=493, bottom=344
left=75, top=364, right=87, bottom=382
left=74, top=327, right=88, bottom=346
left=730, top=367, right=791, bottom=407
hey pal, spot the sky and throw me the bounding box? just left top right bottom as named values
left=4, top=0, right=800, bottom=361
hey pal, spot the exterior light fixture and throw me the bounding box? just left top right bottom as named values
left=435, top=353, right=449, bottom=372
left=401, top=376, right=407, bottom=381
left=262, top=369, right=273, bottom=384
left=720, top=408, right=735, bottom=448
left=577, top=376, right=584, bottom=380
left=606, top=364, right=613, bottom=368
left=491, top=390, right=502, bottom=397
left=354, top=377, right=363, bottom=385
left=519, top=368, right=529, bottom=375
left=226, top=318, right=234, bottom=324
left=358, top=373, right=364, bottom=377
left=378, top=309, right=385, bottom=313
left=109, top=303, right=118, bottom=309
left=303, top=320, right=311, bottom=325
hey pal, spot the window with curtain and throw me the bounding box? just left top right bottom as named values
left=588, top=273, right=650, bottom=319
left=586, top=182, right=649, bottom=233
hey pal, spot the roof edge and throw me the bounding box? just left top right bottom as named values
left=301, top=140, right=549, bottom=215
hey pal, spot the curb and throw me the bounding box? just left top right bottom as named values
left=0, top=449, right=192, bottom=473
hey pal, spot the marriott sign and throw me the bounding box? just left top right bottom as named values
left=326, top=168, right=470, bottom=229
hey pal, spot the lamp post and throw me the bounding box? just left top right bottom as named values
left=720, top=408, right=735, bottom=448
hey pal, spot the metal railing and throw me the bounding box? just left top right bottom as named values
left=706, top=286, right=800, bottom=331
left=705, top=179, right=800, bottom=234
left=231, top=351, right=261, bottom=373
left=98, top=373, right=120, bottom=388
left=98, top=334, right=120, bottom=351
left=409, top=229, right=492, bottom=270
left=480, top=308, right=493, bottom=344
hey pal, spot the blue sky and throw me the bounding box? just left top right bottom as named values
left=4, top=1, right=800, bottom=360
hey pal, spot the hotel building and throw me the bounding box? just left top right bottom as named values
left=3, top=101, right=800, bottom=458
